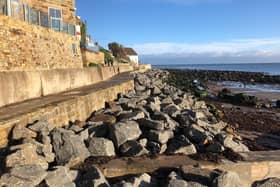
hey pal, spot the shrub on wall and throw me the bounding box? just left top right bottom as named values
left=99, top=47, right=113, bottom=66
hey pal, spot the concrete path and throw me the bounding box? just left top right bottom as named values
left=0, top=72, right=134, bottom=146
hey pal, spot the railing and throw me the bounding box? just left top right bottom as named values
left=0, top=0, right=76, bottom=36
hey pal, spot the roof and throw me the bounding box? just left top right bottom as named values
left=124, top=48, right=138, bottom=56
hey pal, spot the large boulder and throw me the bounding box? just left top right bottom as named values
left=6, top=143, right=48, bottom=170
left=137, top=118, right=165, bottom=130
left=167, top=171, right=188, bottom=187
left=89, top=113, right=117, bottom=124
left=167, top=135, right=197, bottom=155
left=212, top=171, right=242, bottom=187
left=118, top=111, right=145, bottom=121
left=253, top=178, right=280, bottom=187
left=12, top=124, right=37, bottom=141
left=87, top=137, right=115, bottom=157
left=28, top=120, right=54, bottom=134
left=119, top=141, right=149, bottom=157
left=0, top=165, right=47, bottom=187
left=50, top=128, right=90, bottom=166
left=147, top=130, right=174, bottom=144
left=162, top=104, right=181, bottom=118
left=77, top=166, right=110, bottom=187
left=44, top=166, right=78, bottom=187
left=222, top=136, right=249, bottom=153
left=109, top=121, right=142, bottom=148
left=88, top=121, right=109, bottom=138
left=113, top=173, right=156, bottom=187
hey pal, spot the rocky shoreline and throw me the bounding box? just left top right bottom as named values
left=0, top=69, right=279, bottom=187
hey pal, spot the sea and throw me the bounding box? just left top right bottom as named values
left=153, top=63, right=280, bottom=75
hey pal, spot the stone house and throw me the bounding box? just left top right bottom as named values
left=0, top=0, right=77, bottom=35
left=124, top=48, right=139, bottom=66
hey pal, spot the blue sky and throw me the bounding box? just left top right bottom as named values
left=76, top=0, right=280, bottom=64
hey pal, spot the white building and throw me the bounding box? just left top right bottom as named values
left=124, top=48, right=139, bottom=65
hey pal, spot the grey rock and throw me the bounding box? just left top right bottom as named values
left=45, top=166, right=78, bottom=187
left=253, top=178, right=280, bottom=187
left=167, top=172, right=188, bottom=187
left=78, top=129, right=89, bottom=141
left=119, top=141, right=149, bottom=157
left=137, top=118, right=165, bottom=130
left=28, top=120, right=54, bottom=133
left=147, top=141, right=161, bottom=154
left=148, top=130, right=174, bottom=144
left=12, top=124, right=37, bottom=140
left=119, top=111, right=145, bottom=121
left=90, top=113, right=117, bottom=124
left=184, top=125, right=207, bottom=144
left=206, top=142, right=225, bottom=153
left=139, top=138, right=148, bottom=147
left=109, top=121, right=142, bottom=148
left=151, top=111, right=178, bottom=130
left=151, top=86, right=161, bottom=95
left=77, top=166, right=110, bottom=187
left=6, top=143, right=49, bottom=170
left=113, top=173, right=156, bottom=187
left=88, top=121, right=109, bottom=138
left=162, top=104, right=181, bottom=118
left=212, top=171, right=242, bottom=187
left=222, top=136, right=249, bottom=153
left=51, top=128, right=90, bottom=166
left=88, top=137, right=115, bottom=157
left=0, top=165, right=47, bottom=187
left=69, top=124, right=83, bottom=133
left=144, top=102, right=161, bottom=113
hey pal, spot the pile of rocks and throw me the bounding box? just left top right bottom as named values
left=0, top=69, right=258, bottom=187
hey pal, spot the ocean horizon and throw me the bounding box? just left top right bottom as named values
left=152, top=62, right=280, bottom=75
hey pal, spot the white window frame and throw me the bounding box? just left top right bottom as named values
left=48, top=7, right=62, bottom=31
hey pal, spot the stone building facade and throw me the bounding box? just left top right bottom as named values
left=0, top=0, right=76, bottom=35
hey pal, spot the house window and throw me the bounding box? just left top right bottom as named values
left=10, top=0, right=24, bottom=20
left=72, top=43, right=78, bottom=55
left=40, top=12, right=48, bottom=28
left=23, top=3, right=30, bottom=23
left=68, top=24, right=75, bottom=36
left=0, top=0, right=7, bottom=15
left=30, top=8, right=39, bottom=25
left=48, top=7, right=62, bottom=31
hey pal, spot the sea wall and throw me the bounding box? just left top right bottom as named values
left=0, top=66, right=133, bottom=108
left=0, top=75, right=134, bottom=146
left=0, top=14, right=82, bottom=71
left=81, top=49, right=105, bottom=66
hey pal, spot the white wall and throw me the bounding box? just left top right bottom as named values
left=128, top=55, right=139, bottom=65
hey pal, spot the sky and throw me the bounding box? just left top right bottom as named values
left=76, top=0, right=280, bottom=64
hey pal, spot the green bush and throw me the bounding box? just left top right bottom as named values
left=88, top=63, right=99, bottom=67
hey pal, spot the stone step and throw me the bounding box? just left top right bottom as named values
left=0, top=72, right=134, bottom=147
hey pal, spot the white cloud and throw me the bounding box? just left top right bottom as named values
left=132, top=38, right=280, bottom=57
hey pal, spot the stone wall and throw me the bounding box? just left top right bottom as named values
left=0, top=14, right=82, bottom=71
left=21, top=0, right=76, bottom=24
left=81, top=49, right=105, bottom=66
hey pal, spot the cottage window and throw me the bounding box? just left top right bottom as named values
left=68, top=24, right=75, bottom=36
left=48, top=7, right=62, bottom=31
left=30, top=8, right=39, bottom=25
left=0, top=0, right=7, bottom=15
left=23, top=3, right=30, bottom=23
left=40, top=12, right=48, bottom=28
left=10, top=0, right=24, bottom=20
